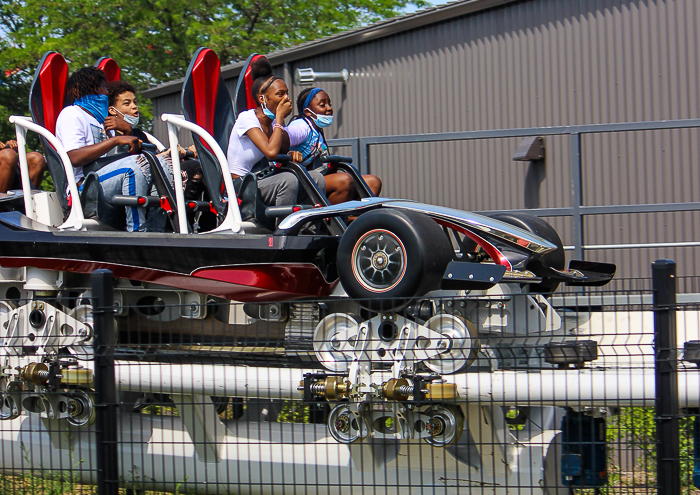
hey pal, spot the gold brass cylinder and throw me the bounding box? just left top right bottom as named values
left=22, top=363, right=49, bottom=386
left=61, top=369, right=94, bottom=386
left=383, top=378, right=410, bottom=401
left=426, top=382, right=458, bottom=400
left=323, top=376, right=349, bottom=400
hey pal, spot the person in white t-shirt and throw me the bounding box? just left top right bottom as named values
left=55, top=67, right=151, bottom=231
left=226, top=56, right=325, bottom=208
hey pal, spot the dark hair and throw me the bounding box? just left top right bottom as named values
left=65, top=67, right=106, bottom=105
left=249, top=56, right=281, bottom=103
left=107, top=80, right=136, bottom=106
left=296, top=87, right=315, bottom=116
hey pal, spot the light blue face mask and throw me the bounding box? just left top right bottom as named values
left=112, top=107, right=139, bottom=127
left=261, top=96, right=276, bottom=119
left=74, top=94, right=109, bottom=124
left=308, top=109, right=333, bottom=128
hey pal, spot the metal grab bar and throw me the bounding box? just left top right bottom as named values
left=160, top=114, right=243, bottom=234
left=10, top=115, right=85, bottom=230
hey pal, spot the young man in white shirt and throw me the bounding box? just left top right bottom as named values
left=55, top=67, right=151, bottom=231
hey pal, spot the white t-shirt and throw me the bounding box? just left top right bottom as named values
left=285, top=118, right=311, bottom=147
left=226, top=109, right=275, bottom=176
left=55, top=105, right=108, bottom=182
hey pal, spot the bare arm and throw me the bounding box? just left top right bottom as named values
left=244, top=97, right=293, bottom=160
left=66, top=135, right=141, bottom=168
left=104, top=116, right=133, bottom=135
left=245, top=126, right=286, bottom=161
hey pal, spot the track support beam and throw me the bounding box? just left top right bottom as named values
left=653, top=259, right=680, bottom=495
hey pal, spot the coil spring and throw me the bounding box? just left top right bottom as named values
left=397, top=385, right=413, bottom=396
left=310, top=382, right=326, bottom=395
left=36, top=370, right=50, bottom=381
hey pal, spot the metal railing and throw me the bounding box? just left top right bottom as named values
left=330, top=118, right=700, bottom=260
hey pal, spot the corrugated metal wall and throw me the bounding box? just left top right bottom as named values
left=150, top=0, right=700, bottom=285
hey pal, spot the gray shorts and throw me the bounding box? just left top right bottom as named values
left=257, top=169, right=326, bottom=207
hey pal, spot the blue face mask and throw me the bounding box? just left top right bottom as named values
left=74, top=94, right=109, bottom=125
left=308, top=109, right=333, bottom=128
left=112, top=107, right=139, bottom=127
left=261, top=96, right=275, bottom=120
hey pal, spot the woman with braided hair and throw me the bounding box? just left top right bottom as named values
left=226, top=56, right=325, bottom=207
left=286, top=87, right=382, bottom=204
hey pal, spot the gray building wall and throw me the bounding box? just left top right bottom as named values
left=148, top=0, right=700, bottom=286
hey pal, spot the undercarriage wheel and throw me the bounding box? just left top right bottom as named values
left=488, top=212, right=565, bottom=293
left=337, top=209, right=453, bottom=312
left=423, top=314, right=479, bottom=374
left=424, top=405, right=464, bottom=447
left=66, top=390, right=95, bottom=427
left=328, top=404, right=369, bottom=444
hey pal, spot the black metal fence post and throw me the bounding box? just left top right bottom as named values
left=92, top=269, right=119, bottom=495
left=653, top=259, right=680, bottom=495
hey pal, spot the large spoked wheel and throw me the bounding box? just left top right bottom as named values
left=338, top=209, right=453, bottom=312
left=488, top=212, right=566, bottom=294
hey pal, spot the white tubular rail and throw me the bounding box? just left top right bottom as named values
left=142, top=131, right=166, bottom=151
left=113, top=362, right=700, bottom=408
left=9, top=116, right=36, bottom=221
left=10, top=115, right=85, bottom=230
left=160, top=113, right=243, bottom=234
left=115, top=362, right=309, bottom=399
left=161, top=118, right=188, bottom=234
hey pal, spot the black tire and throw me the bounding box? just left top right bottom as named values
left=337, top=209, right=453, bottom=311
left=488, top=212, right=565, bottom=293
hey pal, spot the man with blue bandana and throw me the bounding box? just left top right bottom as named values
left=55, top=67, right=154, bottom=231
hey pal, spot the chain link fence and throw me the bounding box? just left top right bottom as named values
left=0, top=263, right=696, bottom=494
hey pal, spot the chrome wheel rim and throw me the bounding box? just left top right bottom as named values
left=351, top=229, right=406, bottom=293
left=424, top=314, right=478, bottom=374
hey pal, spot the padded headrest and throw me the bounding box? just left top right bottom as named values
left=189, top=48, right=221, bottom=138
left=233, top=53, right=265, bottom=118
left=29, top=52, right=68, bottom=135
left=95, top=57, right=121, bottom=83
left=244, top=54, right=265, bottom=111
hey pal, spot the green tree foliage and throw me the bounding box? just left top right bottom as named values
left=0, top=0, right=425, bottom=91
left=0, top=71, right=32, bottom=143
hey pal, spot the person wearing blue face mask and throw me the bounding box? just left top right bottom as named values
left=226, top=56, right=326, bottom=209
left=54, top=67, right=154, bottom=232
left=107, top=80, right=204, bottom=207
left=287, top=87, right=382, bottom=204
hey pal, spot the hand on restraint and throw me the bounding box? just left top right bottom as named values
left=104, top=116, right=132, bottom=134
left=4, top=140, right=18, bottom=152
left=113, top=135, right=141, bottom=154
left=288, top=151, right=303, bottom=163
left=275, top=96, right=293, bottom=122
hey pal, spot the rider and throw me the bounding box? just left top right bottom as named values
left=55, top=67, right=151, bottom=231
left=287, top=87, right=382, bottom=203
left=226, top=56, right=325, bottom=207
left=107, top=80, right=204, bottom=203
left=0, top=139, right=46, bottom=193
